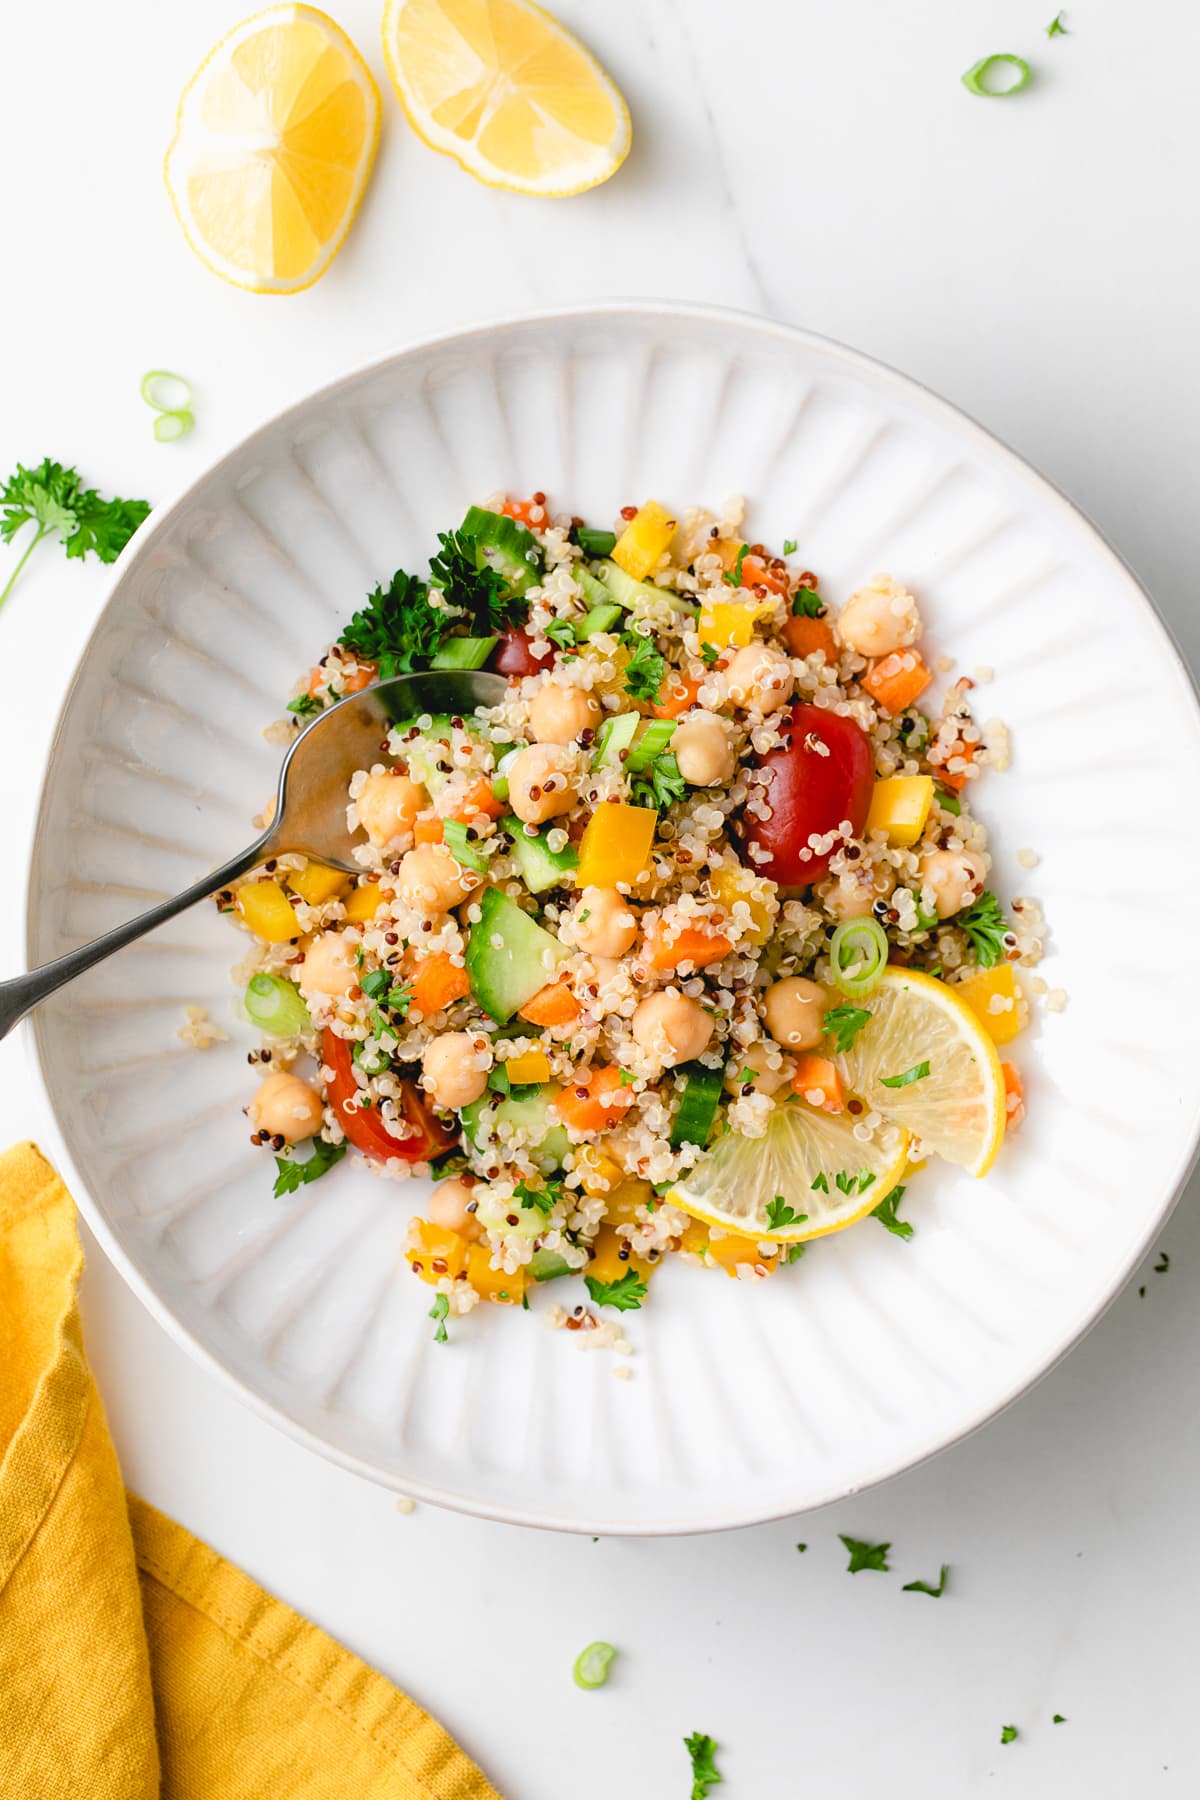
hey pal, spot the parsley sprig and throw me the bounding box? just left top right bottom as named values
left=684, top=1732, right=723, bottom=1799
left=823, top=1005, right=871, bottom=1054
left=429, top=528, right=527, bottom=634
left=766, top=1195, right=808, bottom=1231
left=514, top=1176, right=565, bottom=1216
left=622, top=633, right=667, bottom=704
left=1, top=459, right=150, bottom=610
left=584, top=1268, right=648, bottom=1311
left=839, top=1534, right=891, bottom=1574
left=273, top=1138, right=347, bottom=1197
left=339, top=569, right=449, bottom=676
left=957, top=891, right=1012, bottom=968
left=872, top=1184, right=913, bottom=1240
left=630, top=750, right=686, bottom=813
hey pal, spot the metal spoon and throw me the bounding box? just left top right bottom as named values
left=2, top=668, right=508, bottom=1040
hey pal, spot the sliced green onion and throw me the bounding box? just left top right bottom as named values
left=153, top=409, right=195, bottom=443
left=244, top=973, right=311, bottom=1036
left=572, top=1641, right=617, bottom=1690
left=829, top=917, right=888, bottom=998
left=962, top=53, right=1032, bottom=96
left=140, top=368, right=193, bottom=413
left=443, top=818, right=491, bottom=873
left=625, top=717, right=676, bottom=773
left=576, top=527, right=617, bottom=558
left=491, top=775, right=510, bottom=802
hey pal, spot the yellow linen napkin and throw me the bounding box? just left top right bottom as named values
left=0, top=1141, right=502, bottom=1800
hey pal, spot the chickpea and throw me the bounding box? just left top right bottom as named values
left=672, top=715, right=735, bottom=786
left=354, top=771, right=426, bottom=849
left=631, top=991, right=714, bottom=1067
left=723, top=1039, right=794, bottom=1097
left=574, top=886, right=640, bottom=959
left=724, top=643, right=795, bottom=713
left=917, top=848, right=989, bottom=920
left=394, top=843, right=474, bottom=915
left=818, top=860, right=895, bottom=922
left=249, top=1071, right=324, bottom=1143
left=763, top=976, right=828, bottom=1051
left=421, top=1031, right=491, bottom=1110
left=838, top=577, right=920, bottom=658
left=507, top=743, right=578, bottom=825
left=298, top=929, right=358, bottom=1000
left=429, top=1175, right=483, bottom=1241
left=528, top=682, right=602, bottom=746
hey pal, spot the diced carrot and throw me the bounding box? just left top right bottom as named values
left=646, top=925, right=732, bottom=971
left=652, top=676, right=702, bottom=719
left=410, top=952, right=471, bottom=1017
left=782, top=614, right=839, bottom=663
left=1001, top=1062, right=1025, bottom=1132
left=552, top=1065, right=636, bottom=1134
left=790, top=1054, right=845, bottom=1114
left=861, top=652, right=932, bottom=715
left=413, top=816, right=444, bottom=845
left=307, top=659, right=376, bottom=697
left=518, top=979, right=582, bottom=1028
left=447, top=777, right=505, bottom=823
left=735, top=553, right=789, bottom=597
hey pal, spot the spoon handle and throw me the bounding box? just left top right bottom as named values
left=0, top=839, right=268, bottom=1041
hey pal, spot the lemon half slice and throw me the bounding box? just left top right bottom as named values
left=669, top=1101, right=910, bottom=1245
left=837, top=968, right=1006, bottom=1177
left=165, top=5, right=381, bottom=294
left=382, top=0, right=631, bottom=196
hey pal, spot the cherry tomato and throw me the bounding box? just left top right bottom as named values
left=490, top=626, right=555, bottom=677
left=322, top=1028, right=458, bottom=1162
left=737, top=702, right=875, bottom=885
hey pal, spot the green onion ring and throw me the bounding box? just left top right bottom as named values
left=572, top=1641, right=617, bottom=1690
left=244, top=972, right=311, bottom=1036
left=140, top=368, right=193, bottom=413
left=962, top=53, right=1032, bottom=97
left=829, top=917, right=888, bottom=998
left=153, top=409, right=195, bottom=443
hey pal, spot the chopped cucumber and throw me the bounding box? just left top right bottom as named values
left=626, top=717, right=676, bottom=773
left=578, top=600, right=624, bottom=640
left=576, top=526, right=617, bottom=558
left=431, top=635, right=499, bottom=671
left=443, top=819, right=492, bottom=874
left=575, top=563, right=614, bottom=608
left=461, top=1082, right=570, bottom=1175
left=464, top=888, right=568, bottom=1022
left=391, top=712, right=472, bottom=794
left=592, top=712, right=640, bottom=769
left=501, top=817, right=580, bottom=894
left=460, top=505, right=544, bottom=595
left=528, top=1248, right=572, bottom=1283
left=587, top=558, right=697, bottom=617
left=670, top=1062, right=726, bottom=1149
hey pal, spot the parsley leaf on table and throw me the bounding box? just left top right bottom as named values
left=872, top=1184, right=913, bottom=1240
left=903, top=1564, right=949, bottom=1597
left=584, top=1269, right=648, bottom=1312
left=1046, top=10, right=1067, bottom=34
left=338, top=569, right=450, bottom=676
left=684, top=1732, right=723, bottom=1799
left=1000, top=1725, right=1019, bottom=1745
left=839, top=1534, right=891, bottom=1574
left=428, top=1292, right=450, bottom=1344
left=1154, top=1251, right=1170, bottom=1274
left=782, top=537, right=798, bottom=556
left=823, top=1005, right=871, bottom=1054
left=0, top=459, right=150, bottom=609
left=272, top=1138, right=347, bottom=1197
left=957, top=891, right=1012, bottom=968
left=622, top=633, right=667, bottom=705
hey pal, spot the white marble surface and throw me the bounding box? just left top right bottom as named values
left=3, top=0, right=1199, bottom=1792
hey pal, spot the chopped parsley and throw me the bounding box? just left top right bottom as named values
left=722, top=543, right=750, bottom=587
left=791, top=586, right=824, bottom=618
left=339, top=568, right=448, bottom=676
left=428, top=1292, right=450, bottom=1344
left=1053, top=1714, right=1067, bottom=1725
left=795, top=1541, right=808, bottom=1552
left=700, top=641, right=721, bottom=667
left=429, top=526, right=526, bottom=632
left=937, top=788, right=962, bottom=815
left=622, top=633, right=667, bottom=704
left=630, top=750, right=686, bottom=813
left=273, top=1139, right=347, bottom=1197
left=839, top=1534, right=890, bottom=1574
left=1000, top=1725, right=1018, bottom=1745
left=1046, top=9, right=1067, bottom=33
left=785, top=1243, right=807, bottom=1264
left=957, top=891, right=1012, bottom=968
left=782, top=537, right=798, bottom=556
left=543, top=618, right=578, bottom=649
left=903, top=1564, right=948, bottom=1597
left=880, top=1061, right=930, bottom=1089
left=872, top=1184, right=913, bottom=1240
left=1, top=458, right=151, bottom=610
left=513, top=1177, right=562, bottom=1215
left=913, top=899, right=940, bottom=933
left=1154, top=1251, right=1170, bottom=1274
left=823, top=1005, right=871, bottom=1054
left=286, top=692, right=323, bottom=717
left=766, top=1196, right=808, bottom=1231
left=898, top=711, right=930, bottom=753
left=835, top=1169, right=875, bottom=1196
left=584, top=1268, right=648, bottom=1311
left=811, top=1172, right=830, bottom=1194
left=684, top=1732, right=723, bottom=1799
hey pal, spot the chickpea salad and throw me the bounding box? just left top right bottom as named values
left=225, top=493, right=1046, bottom=1338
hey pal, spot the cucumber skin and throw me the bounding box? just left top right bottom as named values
left=501, top=817, right=579, bottom=894
left=432, top=635, right=499, bottom=671
left=464, top=888, right=567, bottom=1022
left=592, top=712, right=640, bottom=769
left=460, top=506, right=544, bottom=595
left=669, top=1062, right=726, bottom=1149
left=578, top=601, right=624, bottom=640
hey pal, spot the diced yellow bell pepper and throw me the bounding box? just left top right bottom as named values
left=287, top=861, right=350, bottom=906
left=706, top=1233, right=777, bottom=1279
left=575, top=1144, right=624, bottom=1197
left=466, top=1244, right=526, bottom=1305
left=865, top=775, right=935, bottom=847
left=956, top=963, right=1025, bottom=1046
left=709, top=864, right=776, bottom=946
left=236, top=879, right=300, bottom=943
left=505, top=1049, right=551, bottom=1086
left=587, top=1225, right=655, bottom=1287
left=405, top=1219, right=469, bottom=1285
left=575, top=802, right=657, bottom=888
left=603, top=1178, right=654, bottom=1226
left=611, top=500, right=678, bottom=581
left=344, top=880, right=384, bottom=922
left=699, top=597, right=778, bottom=650
left=678, top=1216, right=710, bottom=1257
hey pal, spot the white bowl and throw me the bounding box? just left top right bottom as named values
left=28, top=302, right=1200, bottom=1534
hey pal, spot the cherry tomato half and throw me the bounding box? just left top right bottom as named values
left=322, top=1028, right=458, bottom=1163
left=490, top=627, right=555, bottom=677
left=737, top=702, right=875, bottom=885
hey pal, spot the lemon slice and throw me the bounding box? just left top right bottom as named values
left=381, top=0, right=631, bottom=196
left=165, top=5, right=381, bottom=294
left=668, top=1100, right=910, bottom=1245
left=836, top=968, right=1006, bottom=1177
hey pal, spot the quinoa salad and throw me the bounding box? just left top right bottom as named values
left=222, top=493, right=1048, bottom=1340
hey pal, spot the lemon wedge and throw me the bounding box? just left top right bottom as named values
left=836, top=968, right=1006, bottom=1178
left=381, top=0, right=631, bottom=196
left=668, top=1101, right=910, bottom=1245
left=165, top=5, right=381, bottom=294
